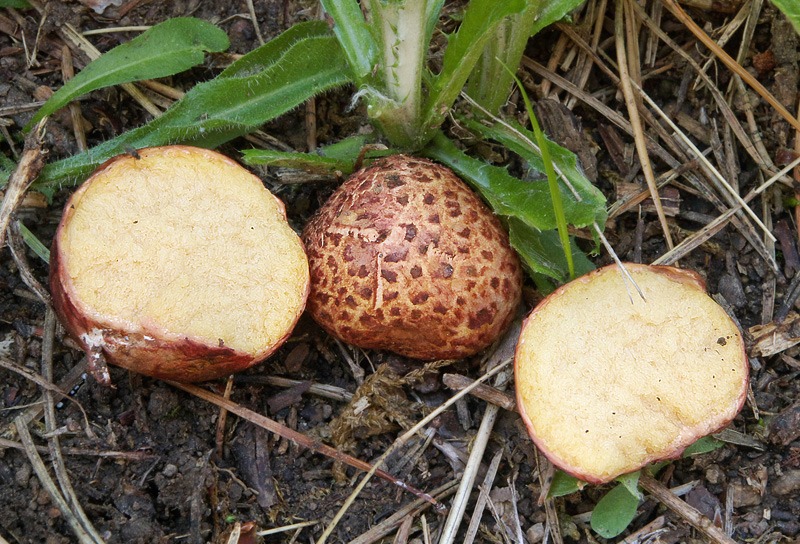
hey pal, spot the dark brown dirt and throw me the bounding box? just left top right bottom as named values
left=2, top=1, right=800, bottom=543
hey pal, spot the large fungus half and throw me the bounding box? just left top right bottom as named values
left=51, top=145, right=309, bottom=382
left=515, top=263, right=749, bottom=484
left=302, top=155, right=522, bottom=360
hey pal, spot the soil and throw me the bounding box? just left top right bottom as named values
left=2, top=1, right=800, bottom=543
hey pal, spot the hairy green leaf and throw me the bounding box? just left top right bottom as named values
left=460, top=117, right=607, bottom=227
left=27, top=18, right=229, bottom=128
left=590, top=483, right=641, bottom=538
left=0, top=0, right=31, bottom=7
left=31, top=33, right=352, bottom=193
left=528, top=0, right=584, bottom=36
left=771, top=0, right=800, bottom=36
left=508, top=219, right=594, bottom=283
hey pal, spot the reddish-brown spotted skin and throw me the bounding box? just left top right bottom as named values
left=302, top=155, right=523, bottom=360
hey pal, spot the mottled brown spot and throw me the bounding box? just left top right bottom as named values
left=376, top=230, right=390, bottom=243
left=458, top=247, right=470, bottom=254
left=433, top=304, right=448, bottom=314
left=456, top=297, right=466, bottom=306
left=410, top=265, right=422, bottom=278
left=490, top=277, right=500, bottom=289
left=407, top=161, right=419, bottom=168
left=468, top=210, right=479, bottom=221
left=344, top=245, right=355, bottom=262
left=467, top=280, right=477, bottom=290
left=357, top=265, right=369, bottom=278
left=359, top=314, right=378, bottom=325
left=423, top=193, right=435, bottom=205
left=359, top=180, right=372, bottom=191
left=469, top=308, right=493, bottom=330
left=390, top=307, right=401, bottom=316
left=340, top=311, right=350, bottom=321
left=428, top=214, right=440, bottom=224
left=466, top=266, right=478, bottom=277
left=348, top=267, right=358, bottom=277
left=412, top=293, right=430, bottom=305
left=433, top=171, right=442, bottom=179
left=327, top=255, right=338, bottom=269
left=448, top=208, right=461, bottom=218
left=345, top=295, right=358, bottom=308
left=397, top=195, right=409, bottom=206
left=338, top=287, right=347, bottom=296
left=384, top=248, right=408, bottom=262
left=502, top=278, right=512, bottom=295
left=440, top=263, right=453, bottom=278
left=329, top=233, right=343, bottom=246
left=360, top=287, right=373, bottom=300
left=411, top=309, right=423, bottom=319
left=385, top=291, right=399, bottom=301
left=481, top=250, right=494, bottom=260
left=381, top=270, right=398, bottom=283
left=356, top=212, right=370, bottom=221
left=414, top=173, right=431, bottom=183
left=458, top=227, right=471, bottom=238
left=404, top=224, right=417, bottom=241
left=444, top=190, right=457, bottom=199
left=385, top=175, right=405, bottom=188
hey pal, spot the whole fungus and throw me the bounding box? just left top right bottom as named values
left=50, top=145, right=309, bottom=382
left=515, top=263, right=749, bottom=484
left=302, top=155, right=522, bottom=360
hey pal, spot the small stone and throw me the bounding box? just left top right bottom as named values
left=162, top=464, right=178, bottom=478
left=773, top=469, right=800, bottom=496
left=526, top=523, right=545, bottom=543
left=15, top=463, right=31, bottom=487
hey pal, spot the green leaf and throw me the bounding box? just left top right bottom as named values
left=458, top=117, right=607, bottom=228
left=319, top=0, right=378, bottom=83
left=616, top=471, right=643, bottom=501
left=682, top=436, right=724, bottom=457
left=528, top=0, right=584, bottom=36
left=508, top=219, right=594, bottom=283
left=424, top=131, right=601, bottom=230
left=590, top=483, right=641, bottom=538
left=27, top=18, right=229, bottom=129
left=548, top=470, right=586, bottom=497
left=31, top=32, right=352, bottom=193
left=771, top=0, right=800, bottom=36
left=0, top=0, right=31, bottom=7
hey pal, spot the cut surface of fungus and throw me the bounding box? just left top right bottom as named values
left=515, top=263, right=748, bottom=484
left=303, top=155, right=522, bottom=360
left=51, top=145, right=309, bottom=382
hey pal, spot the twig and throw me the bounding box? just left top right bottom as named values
left=166, top=380, right=441, bottom=509
left=6, top=220, right=52, bottom=305
left=442, top=373, right=516, bottom=411
left=60, top=45, right=87, bottom=152
left=0, top=438, right=155, bottom=459
left=14, top=416, right=97, bottom=544
left=638, top=472, right=738, bottom=544
left=256, top=520, right=318, bottom=537
left=615, top=0, right=673, bottom=250
left=235, top=374, right=353, bottom=402
left=245, top=0, right=266, bottom=46
left=40, top=308, right=105, bottom=543
left=215, top=375, right=235, bottom=458
left=0, top=119, right=46, bottom=249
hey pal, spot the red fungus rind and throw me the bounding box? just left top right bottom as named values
left=302, top=155, right=523, bottom=360
left=50, top=146, right=309, bottom=382
left=514, top=263, right=749, bottom=484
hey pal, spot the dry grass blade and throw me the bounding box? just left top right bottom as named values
left=317, top=359, right=512, bottom=544
left=166, top=380, right=442, bottom=509
left=256, top=521, right=318, bottom=537
left=0, top=437, right=155, bottom=459
left=463, top=449, right=504, bottom=544
left=348, top=481, right=460, bottom=544
left=0, top=119, right=46, bottom=249
left=661, top=0, right=800, bottom=135
left=615, top=0, right=673, bottom=250
left=638, top=472, right=737, bottom=544
left=6, top=220, right=52, bottom=305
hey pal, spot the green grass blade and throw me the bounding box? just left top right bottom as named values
left=18, top=222, right=50, bottom=263
left=31, top=34, right=352, bottom=193
left=421, top=0, right=525, bottom=141
left=27, top=18, right=229, bottom=129
left=505, top=67, right=574, bottom=279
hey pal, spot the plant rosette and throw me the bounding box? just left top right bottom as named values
left=302, top=155, right=523, bottom=360
left=50, top=145, right=309, bottom=383
left=514, top=263, right=749, bottom=484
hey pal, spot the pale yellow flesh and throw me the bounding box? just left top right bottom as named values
left=515, top=266, right=746, bottom=482
left=60, top=147, right=308, bottom=355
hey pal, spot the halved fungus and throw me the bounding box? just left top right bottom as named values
left=515, top=263, right=749, bottom=484
left=50, top=145, right=309, bottom=382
